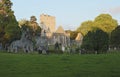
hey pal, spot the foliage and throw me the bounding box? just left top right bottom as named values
left=94, top=14, right=118, bottom=34
left=77, top=14, right=118, bottom=36
left=81, top=28, right=109, bottom=53
left=30, top=16, right=37, bottom=22
left=81, top=31, right=94, bottom=52
left=0, top=0, right=21, bottom=46
left=77, top=21, right=94, bottom=36
left=0, top=0, right=13, bottom=15
left=18, top=16, right=41, bottom=48
left=35, top=26, right=41, bottom=35
left=110, top=26, right=120, bottom=48
left=18, top=18, right=28, bottom=27
left=65, top=30, right=78, bottom=40
left=18, top=16, right=41, bottom=36
left=70, top=31, right=78, bottom=40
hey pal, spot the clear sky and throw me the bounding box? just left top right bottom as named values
left=11, top=0, right=120, bottom=30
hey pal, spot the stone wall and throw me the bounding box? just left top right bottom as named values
left=40, top=14, right=56, bottom=33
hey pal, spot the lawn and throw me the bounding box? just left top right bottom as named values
left=0, top=51, right=120, bottom=77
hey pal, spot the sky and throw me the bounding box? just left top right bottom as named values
left=11, top=0, right=120, bottom=30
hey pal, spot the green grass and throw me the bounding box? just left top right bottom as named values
left=0, top=51, right=120, bottom=77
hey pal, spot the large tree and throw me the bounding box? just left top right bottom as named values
left=81, top=28, right=109, bottom=53
left=0, top=0, right=21, bottom=46
left=94, top=14, right=118, bottom=34
left=77, top=21, right=94, bottom=36
left=77, top=14, right=118, bottom=36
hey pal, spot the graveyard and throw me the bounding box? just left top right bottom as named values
left=1, top=0, right=120, bottom=77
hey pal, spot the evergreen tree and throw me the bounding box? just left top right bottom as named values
left=110, top=26, right=120, bottom=49
left=81, top=28, right=109, bottom=53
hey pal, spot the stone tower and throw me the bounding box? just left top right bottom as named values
left=40, top=14, right=56, bottom=33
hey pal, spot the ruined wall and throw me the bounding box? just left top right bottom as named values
left=40, top=14, right=56, bottom=33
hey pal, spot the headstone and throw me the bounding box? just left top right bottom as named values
left=62, top=45, right=65, bottom=52
left=42, top=50, right=47, bottom=54
left=0, top=43, right=2, bottom=50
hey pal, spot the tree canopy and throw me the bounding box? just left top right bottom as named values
left=77, top=14, right=118, bottom=36
left=110, top=26, right=120, bottom=48
left=77, top=21, right=94, bottom=36
left=81, top=28, right=109, bottom=53
left=18, top=16, right=41, bottom=36
left=0, top=0, right=21, bottom=46
left=94, top=14, right=118, bottom=33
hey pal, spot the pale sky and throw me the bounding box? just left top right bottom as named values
left=11, top=0, right=120, bottom=30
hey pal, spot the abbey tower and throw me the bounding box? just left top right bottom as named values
left=40, top=14, right=56, bottom=33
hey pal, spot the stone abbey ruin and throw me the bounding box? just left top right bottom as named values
left=0, top=14, right=83, bottom=54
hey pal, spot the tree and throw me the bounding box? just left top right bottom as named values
left=81, top=31, right=95, bottom=53
left=77, top=21, right=94, bottom=36
left=81, top=28, right=109, bottom=53
left=29, top=16, right=38, bottom=32
left=0, top=0, right=21, bottom=47
left=94, top=14, right=118, bottom=34
left=30, top=16, right=37, bottom=22
left=19, top=16, right=41, bottom=48
left=110, top=26, right=120, bottom=49
left=69, top=30, right=78, bottom=40
left=77, top=14, right=118, bottom=36
left=18, top=18, right=28, bottom=27
left=18, top=16, right=41, bottom=36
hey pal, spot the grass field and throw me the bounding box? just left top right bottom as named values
left=0, top=51, right=120, bottom=77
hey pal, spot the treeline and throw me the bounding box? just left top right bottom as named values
left=75, top=14, right=120, bottom=53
